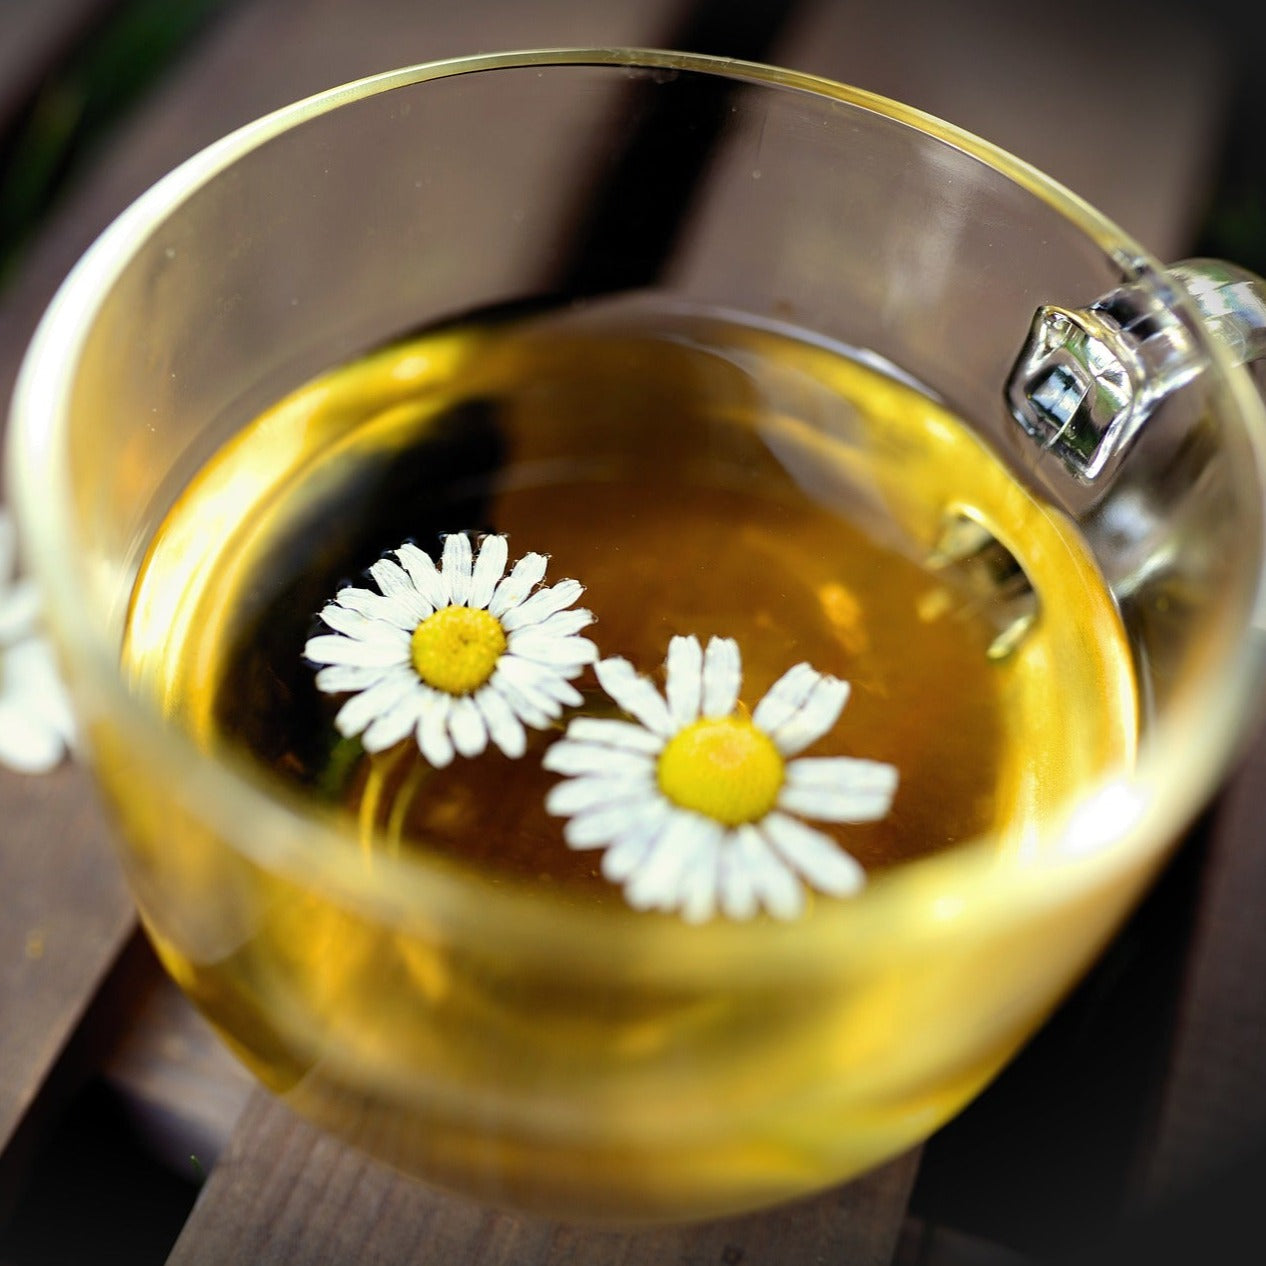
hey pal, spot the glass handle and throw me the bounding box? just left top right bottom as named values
left=1006, top=258, right=1266, bottom=484
left=1167, top=258, right=1266, bottom=368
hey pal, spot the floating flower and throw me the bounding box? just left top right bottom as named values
left=305, top=534, right=597, bottom=766
left=544, top=635, right=897, bottom=922
left=0, top=507, right=76, bottom=774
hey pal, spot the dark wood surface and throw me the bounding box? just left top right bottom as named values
left=1, top=1, right=1262, bottom=1263
left=0, top=767, right=131, bottom=1155
left=1140, top=729, right=1266, bottom=1201
left=166, top=1090, right=919, bottom=1266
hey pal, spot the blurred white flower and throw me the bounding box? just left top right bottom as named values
left=0, top=508, right=76, bottom=773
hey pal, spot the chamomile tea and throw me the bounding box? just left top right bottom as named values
left=118, top=298, right=1138, bottom=1213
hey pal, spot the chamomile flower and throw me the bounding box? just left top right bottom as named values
left=543, top=635, right=897, bottom=922
left=0, top=507, right=76, bottom=774
left=305, top=533, right=597, bottom=766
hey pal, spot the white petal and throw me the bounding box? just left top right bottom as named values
left=719, top=834, right=760, bottom=921
left=542, top=740, right=655, bottom=779
left=333, top=586, right=422, bottom=631
left=417, top=694, right=455, bottom=767
left=305, top=634, right=409, bottom=669
left=468, top=535, right=509, bottom=609
left=561, top=717, right=664, bottom=755
left=488, top=552, right=548, bottom=617
left=4, top=640, right=75, bottom=740
left=602, top=834, right=656, bottom=884
left=601, top=801, right=673, bottom=882
left=777, top=782, right=895, bottom=822
left=34, top=687, right=76, bottom=747
left=779, top=758, right=898, bottom=822
left=768, top=677, right=851, bottom=756
left=730, top=825, right=804, bottom=920
left=3, top=635, right=51, bottom=690
left=396, top=543, right=448, bottom=609
left=441, top=534, right=473, bottom=606
left=594, top=658, right=675, bottom=737
left=448, top=695, right=488, bottom=758
left=335, top=671, right=416, bottom=738
left=749, top=841, right=805, bottom=920
left=678, top=833, right=722, bottom=923
left=494, top=656, right=566, bottom=717
left=545, top=772, right=654, bottom=816
left=319, top=614, right=409, bottom=651
left=370, top=558, right=430, bottom=621
left=626, top=813, right=722, bottom=911
left=521, top=607, right=594, bottom=640
left=700, top=637, right=742, bottom=717
left=487, top=673, right=553, bottom=731
left=0, top=577, right=41, bottom=644
left=474, top=686, right=526, bottom=758
left=761, top=811, right=866, bottom=896
left=362, top=690, right=426, bottom=752
left=314, top=663, right=388, bottom=694
left=499, top=578, right=585, bottom=632
left=751, top=662, right=819, bottom=733
left=528, top=673, right=583, bottom=708
left=0, top=700, right=63, bottom=773
left=563, top=799, right=651, bottom=849
left=504, top=632, right=598, bottom=670
left=665, top=635, right=703, bottom=727
left=539, top=739, right=653, bottom=779
left=318, top=603, right=408, bottom=643
left=784, top=756, right=894, bottom=790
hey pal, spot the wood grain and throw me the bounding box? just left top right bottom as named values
left=0, top=765, right=133, bottom=1153
left=99, top=945, right=254, bottom=1174
left=167, top=1089, right=920, bottom=1266
left=1135, top=720, right=1266, bottom=1203
left=769, top=0, right=1228, bottom=261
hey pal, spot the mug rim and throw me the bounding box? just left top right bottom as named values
left=8, top=47, right=1266, bottom=976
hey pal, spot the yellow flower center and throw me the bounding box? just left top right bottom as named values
left=657, top=716, right=785, bottom=827
left=410, top=605, right=506, bottom=696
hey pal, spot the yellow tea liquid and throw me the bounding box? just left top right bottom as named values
left=127, top=300, right=1135, bottom=885
left=120, top=299, right=1138, bottom=1216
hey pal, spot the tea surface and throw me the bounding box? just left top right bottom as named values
left=125, top=300, right=1137, bottom=908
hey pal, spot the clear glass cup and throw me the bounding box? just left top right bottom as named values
left=7, top=49, right=1266, bottom=1223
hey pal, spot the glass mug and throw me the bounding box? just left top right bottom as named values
left=7, top=50, right=1266, bottom=1223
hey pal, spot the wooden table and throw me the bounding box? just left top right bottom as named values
left=2, top=1, right=1264, bottom=1262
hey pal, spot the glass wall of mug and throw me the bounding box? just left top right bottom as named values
left=9, top=51, right=1266, bottom=1221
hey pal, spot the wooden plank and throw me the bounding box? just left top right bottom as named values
left=1133, top=721, right=1266, bottom=1203
left=167, top=1088, right=919, bottom=1266
left=894, top=1218, right=1036, bottom=1266
left=98, top=942, right=253, bottom=1173
left=0, top=765, right=133, bottom=1154
left=766, top=0, right=1228, bottom=261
